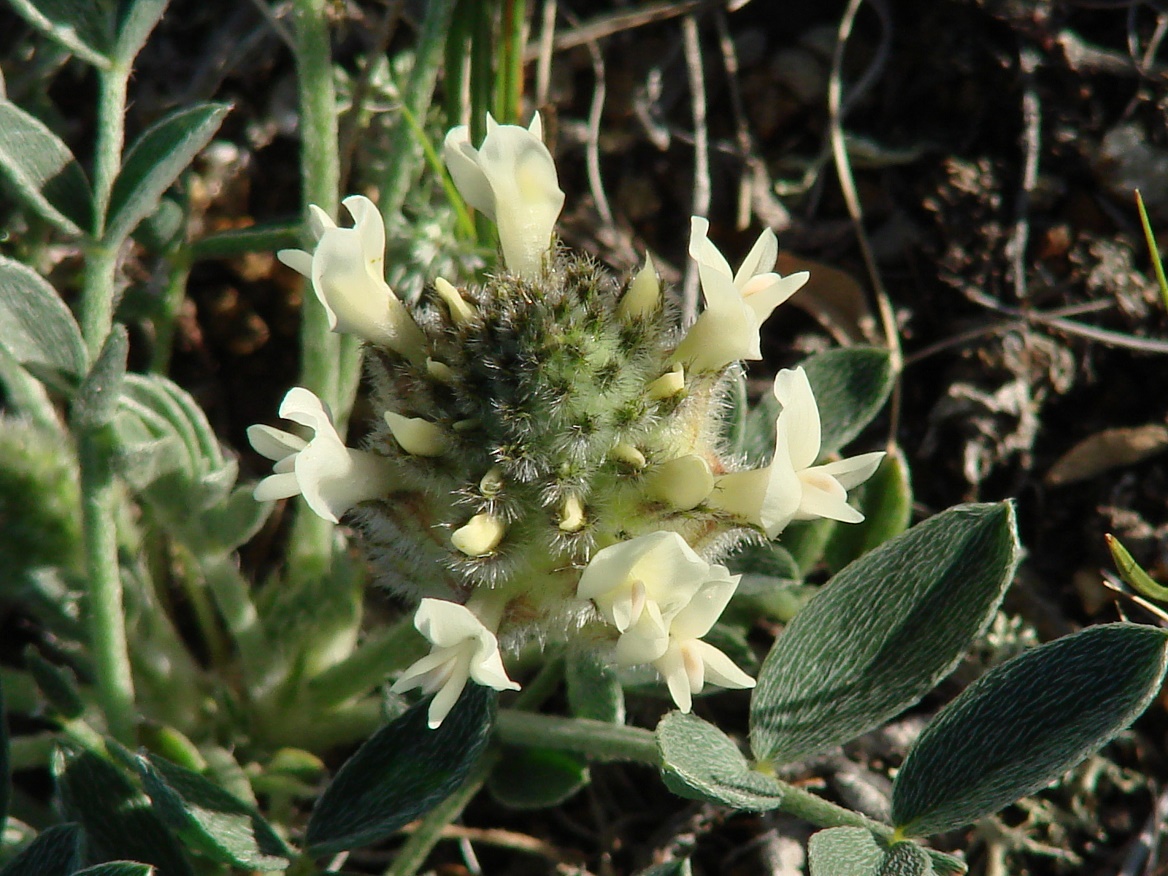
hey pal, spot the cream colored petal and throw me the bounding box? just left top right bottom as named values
left=669, top=573, right=740, bottom=640
left=452, top=512, right=505, bottom=556
left=773, top=367, right=821, bottom=471
left=276, top=248, right=313, bottom=278
left=615, top=606, right=670, bottom=665
left=426, top=655, right=472, bottom=729
left=443, top=126, right=495, bottom=217
left=741, top=272, right=808, bottom=326
left=654, top=643, right=692, bottom=713
left=434, top=277, right=478, bottom=325
left=311, top=227, right=427, bottom=359
left=671, top=298, right=760, bottom=371
left=647, top=363, right=685, bottom=399
left=645, top=455, right=714, bottom=511
left=819, top=451, right=885, bottom=490
left=390, top=646, right=460, bottom=694
left=342, top=194, right=385, bottom=277
left=278, top=386, right=335, bottom=434
left=687, top=216, right=734, bottom=281
left=559, top=494, right=586, bottom=532
left=246, top=424, right=305, bottom=461
left=306, top=204, right=334, bottom=240
left=708, top=466, right=770, bottom=525
left=797, top=471, right=863, bottom=523
left=295, top=446, right=393, bottom=523
left=758, top=431, right=804, bottom=538
left=253, top=471, right=302, bottom=502
left=691, top=640, right=755, bottom=690
left=385, top=411, right=446, bottom=456
left=733, top=227, right=778, bottom=287
left=618, top=253, right=661, bottom=320
left=414, top=599, right=492, bottom=647
left=468, top=635, right=521, bottom=692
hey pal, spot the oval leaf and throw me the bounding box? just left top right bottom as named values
left=104, top=104, right=229, bottom=247
left=892, top=623, right=1168, bottom=837
left=306, top=684, right=495, bottom=856
left=808, top=827, right=883, bottom=876
left=0, top=101, right=92, bottom=235
left=0, top=823, right=82, bottom=876
left=54, top=746, right=194, bottom=876
left=487, top=747, right=589, bottom=810
left=0, top=257, right=86, bottom=385
left=5, top=0, right=112, bottom=66
left=657, top=712, right=784, bottom=811
left=751, top=503, right=1019, bottom=767
left=133, top=752, right=290, bottom=870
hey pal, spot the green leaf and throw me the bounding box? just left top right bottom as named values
left=744, top=347, right=893, bottom=465
left=113, top=0, right=168, bottom=65
left=1136, top=190, right=1168, bottom=312
left=0, top=823, right=82, bottom=876
left=0, top=101, right=92, bottom=236
left=5, top=0, right=112, bottom=67
left=808, top=828, right=883, bottom=876
left=808, top=830, right=935, bottom=876
left=306, top=685, right=496, bottom=856
left=73, top=864, right=155, bottom=876
left=54, top=746, right=194, bottom=876
left=1106, top=533, right=1168, bottom=602
left=751, top=502, right=1019, bottom=767
left=24, top=650, right=84, bottom=720
left=656, top=712, right=784, bottom=811
left=132, top=752, right=290, bottom=870
left=73, top=325, right=128, bottom=430
left=825, top=445, right=913, bottom=574
left=488, top=747, right=589, bottom=810
left=566, top=647, right=624, bottom=724
left=104, top=104, right=229, bottom=247
left=0, top=256, right=86, bottom=386
left=892, top=623, right=1168, bottom=837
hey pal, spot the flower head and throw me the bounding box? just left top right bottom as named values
left=277, top=195, right=426, bottom=361
left=578, top=531, right=754, bottom=710
left=391, top=598, right=520, bottom=728
left=247, top=387, right=394, bottom=523
left=710, top=367, right=884, bottom=537
left=444, top=114, right=564, bottom=280
left=673, top=217, right=809, bottom=373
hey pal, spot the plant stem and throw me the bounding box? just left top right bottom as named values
left=384, top=749, right=500, bottom=876
left=78, top=429, right=135, bottom=745
left=80, top=63, right=129, bottom=354
left=493, top=710, right=660, bottom=764
left=288, top=0, right=360, bottom=567
left=76, top=60, right=136, bottom=747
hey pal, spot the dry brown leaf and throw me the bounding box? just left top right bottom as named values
left=777, top=252, right=877, bottom=346
left=1045, top=423, right=1168, bottom=486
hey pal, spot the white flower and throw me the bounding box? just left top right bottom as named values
left=277, top=195, right=426, bottom=361
left=710, top=367, right=884, bottom=538
left=650, top=575, right=756, bottom=713
left=247, top=387, right=394, bottom=523
left=443, top=114, right=565, bottom=280
left=391, top=598, right=520, bottom=729
left=672, top=217, right=809, bottom=373
left=577, top=531, right=754, bottom=710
